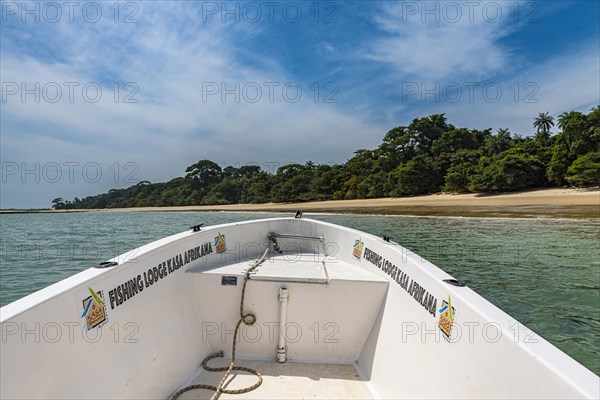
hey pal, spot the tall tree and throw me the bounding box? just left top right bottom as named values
left=534, top=112, right=555, bottom=136
left=185, top=160, right=223, bottom=199
left=484, top=129, right=512, bottom=156
left=407, top=114, right=454, bottom=155
left=51, top=198, right=65, bottom=210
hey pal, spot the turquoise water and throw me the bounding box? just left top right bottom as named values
left=1, top=212, right=598, bottom=375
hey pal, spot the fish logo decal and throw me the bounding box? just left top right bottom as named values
left=353, top=238, right=363, bottom=259
left=438, top=295, right=455, bottom=338
left=82, top=287, right=107, bottom=330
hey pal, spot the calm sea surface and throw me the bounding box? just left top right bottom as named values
left=1, top=212, right=598, bottom=375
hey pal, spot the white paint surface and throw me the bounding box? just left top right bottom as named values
left=1, top=218, right=598, bottom=399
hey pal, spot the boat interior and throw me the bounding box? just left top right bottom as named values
left=181, top=250, right=386, bottom=399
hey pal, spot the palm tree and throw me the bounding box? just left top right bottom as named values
left=450, top=149, right=477, bottom=165
left=557, top=112, right=569, bottom=131
left=557, top=111, right=583, bottom=131
left=497, top=128, right=511, bottom=140
left=485, top=134, right=511, bottom=156
left=533, top=112, right=554, bottom=135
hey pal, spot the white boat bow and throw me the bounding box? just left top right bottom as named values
left=1, top=217, right=598, bottom=399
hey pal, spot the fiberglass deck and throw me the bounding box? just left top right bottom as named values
left=176, top=359, right=374, bottom=399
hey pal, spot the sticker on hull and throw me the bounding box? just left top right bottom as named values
left=82, top=288, right=107, bottom=330
left=353, top=238, right=363, bottom=259
left=439, top=296, right=455, bottom=338
left=215, top=233, right=226, bottom=253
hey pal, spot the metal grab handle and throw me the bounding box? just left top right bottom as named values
left=268, top=232, right=324, bottom=242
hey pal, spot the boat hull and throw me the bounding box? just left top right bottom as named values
left=1, top=218, right=598, bottom=398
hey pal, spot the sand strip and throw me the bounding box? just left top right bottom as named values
left=3, top=188, right=598, bottom=218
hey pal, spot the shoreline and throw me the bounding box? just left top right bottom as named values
left=2, top=188, right=599, bottom=219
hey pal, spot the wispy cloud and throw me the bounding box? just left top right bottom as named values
left=355, top=1, right=598, bottom=133
left=367, top=1, right=518, bottom=81
left=441, top=43, right=600, bottom=135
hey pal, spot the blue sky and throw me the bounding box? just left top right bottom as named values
left=1, top=0, right=599, bottom=208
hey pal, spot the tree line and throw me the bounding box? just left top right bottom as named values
left=52, top=107, right=600, bottom=209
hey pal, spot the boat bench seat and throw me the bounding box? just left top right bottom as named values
left=204, top=252, right=388, bottom=284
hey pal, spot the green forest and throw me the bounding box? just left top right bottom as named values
left=52, top=107, right=600, bottom=210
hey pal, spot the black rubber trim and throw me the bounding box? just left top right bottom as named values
left=443, top=278, right=466, bottom=287
left=94, top=261, right=119, bottom=269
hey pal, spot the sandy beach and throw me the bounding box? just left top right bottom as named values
left=4, top=188, right=599, bottom=218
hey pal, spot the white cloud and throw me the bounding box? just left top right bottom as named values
left=362, top=1, right=598, bottom=135
left=428, top=44, right=600, bottom=135
left=368, top=1, right=517, bottom=81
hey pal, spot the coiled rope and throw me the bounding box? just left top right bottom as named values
left=171, top=244, right=272, bottom=400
